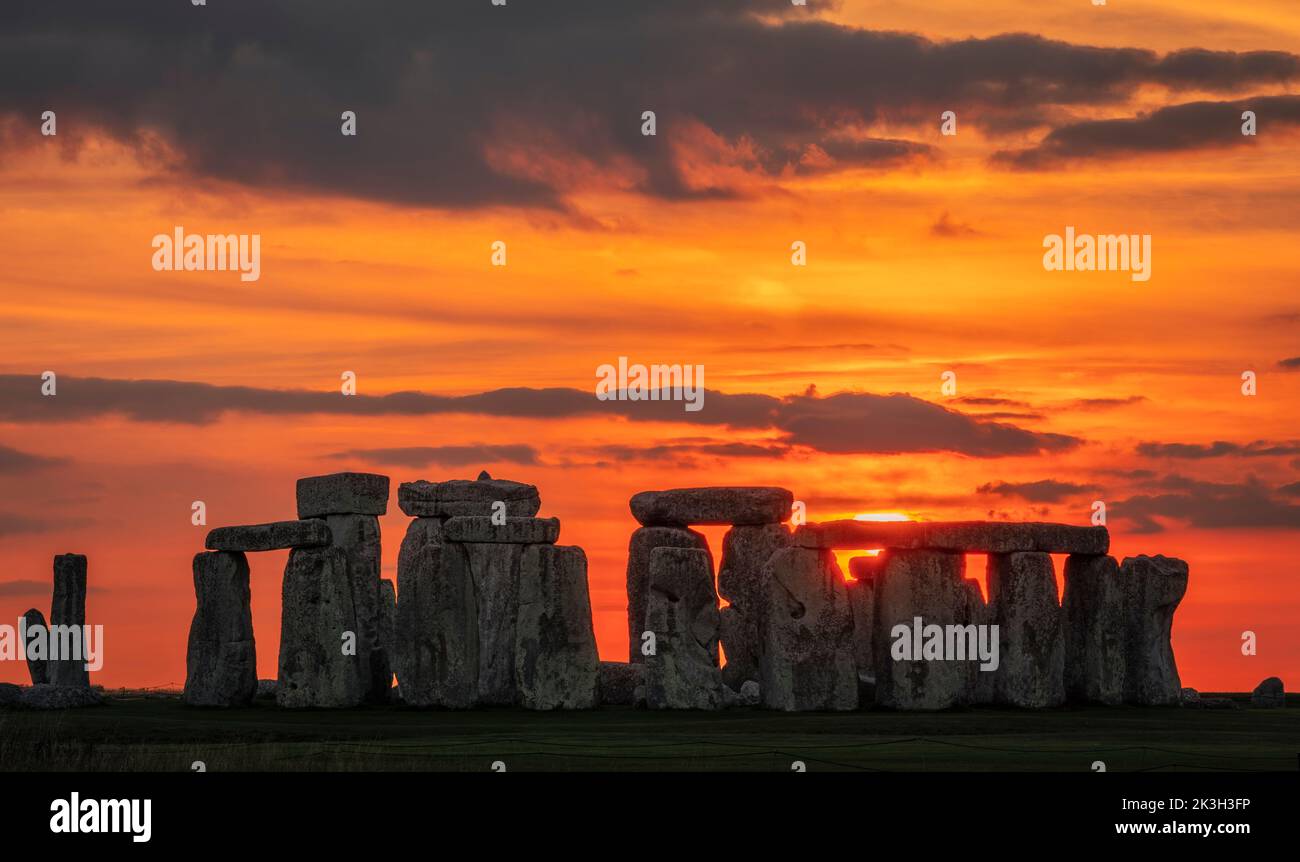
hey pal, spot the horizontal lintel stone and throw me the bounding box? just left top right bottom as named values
left=205, top=520, right=332, bottom=552
left=794, top=520, right=1108, bottom=555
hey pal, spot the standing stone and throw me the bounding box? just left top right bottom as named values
left=49, top=554, right=89, bottom=688
left=626, top=526, right=711, bottom=663
left=22, top=609, right=49, bottom=685
left=464, top=542, right=525, bottom=705
left=323, top=513, right=386, bottom=703
left=296, top=472, right=389, bottom=518
left=961, top=578, right=995, bottom=705
left=1120, top=555, right=1188, bottom=706
left=277, top=547, right=365, bottom=708
left=515, top=545, right=600, bottom=710
left=376, top=579, right=397, bottom=698
left=644, top=547, right=725, bottom=710
left=718, top=524, right=791, bottom=689
left=184, top=551, right=257, bottom=707
left=760, top=547, right=857, bottom=711
left=846, top=556, right=882, bottom=678
left=394, top=524, right=478, bottom=708
left=598, top=661, right=644, bottom=706
left=987, top=552, right=1065, bottom=708
left=1250, top=677, right=1285, bottom=708
left=872, top=549, right=971, bottom=710
left=1061, top=554, right=1126, bottom=704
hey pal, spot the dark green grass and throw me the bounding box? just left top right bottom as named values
left=2, top=692, right=1296, bottom=772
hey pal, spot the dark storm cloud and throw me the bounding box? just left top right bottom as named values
left=329, top=444, right=541, bottom=468
left=994, top=95, right=1300, bottom=168
left=0, top=444, right=65, bottom=474
left=1278, top=357, right=1300, bottom=369
left=0, top=375, right=1077, bottom=457
left=976, top=479, right=1093, bottom=503
left=1136, top=440, right=1300, bottom=458
left=1114, top=476, right=1300, bottom=533
left=3, top=2, right=1297, bottom=206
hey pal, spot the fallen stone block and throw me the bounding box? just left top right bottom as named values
left=987, top=552, right=1065, bottom=708
left=277, top=546, right=365, bottom=708
left=394, top=529, right=478, bottom=708
left=443, top=516, right=560, bottom=545
left=22, top=608, right=49, bottom=685
left=49, top=554, right=89, bottom=688
left=1250, top=676, right=1285, bottom=708
left=760, top=547, right=857, bottom=712
left=296, top=472, right=389, bottom=518
left=515, top=545, right=600, bottom=710
left=19, top=684, right=103, bottom=710
left=398, top=476, right=540, bottom=518
left=1120, top=555, right=1188, bottom=706
left=717, top=523, right=791, bottom=689
left=184, top=551, right=257, bottom=707
left=794, top=520, right=1108, bottom=555
left=625, top=525, right=710, bottom=663
left=1061, top=554, right=1125, bottom=705
left=630, top=486, right=793, bottom=527
left=598, top=661, right=644, bottom=706
left=644, top=547, right=725, bottom=709
left=204, top=519, right=331, bottom=552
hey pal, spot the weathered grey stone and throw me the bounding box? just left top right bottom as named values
left=644, top=547, right=725, bottom=710
left=205, top=519, right=331, bottom=552
left=460, top=543, right=524, bottom=705
left=1250, top=676, right=1285, bottom=708
left=962, top=579, right=995, bottom=705
left=184, top=551, right=257, bottom=707
left=19, top=684, right=103, bottom=710
left=515, top=545, right=600, bottom=710
left=626, top=526, right=710, bottom=663
left=256, top=679, right=278, bottom=698
left=718, top=524, right=791, bottom=689
left=760, top=547, right=857, bottom=711
left=795, top=520, right=1108, bottom=555
left=871, top=550, right=976, bottom=711
left=846, top=556, right=882, bottom=677
left=1180, top=687, right=1201, bottom=705
left=22, top=608, right=49, bottom=685
left=394, top=526, right=478, bottom=708
left=598, top=662, right=643, bottom=706
left=1062, top=554, right=1125, bottom=705
left=49, top=554, right=89, bottom=688
left=444, top=516, right=560, bottom=545
left=987, top=552, right=1065, bottom=708
left=323, top=513, right=385, bottom=703
left=277, top=546, right=365, bottom=708
left=1120, top=555, right=1188, bottom=706
left=398, top=477, right=540, bottom=518
left=630, top=486, right=793, bottom=527
left=375, top=578, right=396, bottom=698
left=296, top=472, right=389, bottom=518
left=723, top=679, right=762, bottom=707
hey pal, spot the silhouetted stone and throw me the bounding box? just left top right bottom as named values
left=795, top=520, right=1108, bottom=555
left=19, top=684, right=103, bottom=710
left=760, top=547, right=857, bottom=711
left=1062, top=554, right=1125, bottom=704
left=718, top=524, right=791, bottom=689
left=1120, top=555, right=1188, bottom=706
left=277, top=547, right=365, bottom=708
left=21, top=609, right=48, bottom=685
left=398, top=477, right=540, bottom=518
left=296, top=472, right=389, bottom=518
left=515, top=545, right=600, bottom=710
left=184, top=551, right=257, bottom=707
left=49, top=554, right=89, bottom=688
left=987, top=552, right=1064, bottom=708
left=872, top=549, right=976, bottom=710
left=394, top=527, right=478, bottom=708
left=205, top=519, right=331, bottom=552
left=256, top=679, right=278, bottom=698
left=644, top=547, right=725, bottom=709
left=444, top=516, right=560, bottom=544
left=1250, top=676, right=1284, bottom=708
left=323, top=513, right=385, bottom=703
left=375, top=579, right=396, bottom=697
left=598, top=661, right=643, bottom=706
left=626, top=526, right=710, bottom=663
left=630, top=486, right=793, bottom=527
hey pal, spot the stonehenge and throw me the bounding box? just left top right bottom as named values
left=48, top=554, right=90, bottom=688
left=171, top=473, right=1196, bottom=714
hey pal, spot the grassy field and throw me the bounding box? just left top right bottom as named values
left=1, top=691, right=1296, bottom=772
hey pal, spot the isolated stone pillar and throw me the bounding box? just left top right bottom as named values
left=717, top=523, right=791, bottom=689
left=1061, top=554, right=1125, bottom=704
left=626, top=526, right=710, bottom=662
left=1120, top=555, right=1188, bottom=705
left=644, top=547, right=725, bottom=709
left=987, top=552, right=1065, bottom=708
left=760, top=547, right=857, bottom=711
left=48, top=554, right=89, bottom=688
left=184, top=551, right=257, bottom=707
left=277, top=546, right=365, bottom=708
left=515, top=545, right=600, bottom=710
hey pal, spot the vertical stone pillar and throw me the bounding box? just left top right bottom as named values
left=49, top=554, right=89, bottom=688
left=184, top=551, right=257, bottom=707
left=987, top=552, right=1064, bottom=708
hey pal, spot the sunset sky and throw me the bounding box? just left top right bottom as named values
left=1, top=1, right=1298, bottom=690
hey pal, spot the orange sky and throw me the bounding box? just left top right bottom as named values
left=1, top=1, right=1297, bottom=691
